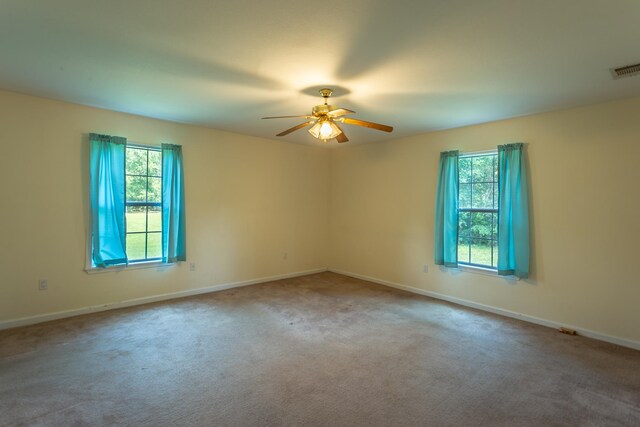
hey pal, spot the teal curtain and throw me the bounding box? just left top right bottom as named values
left=434, top=150, right=459, bottom=267
left=497, top=143, right=529, bottom=278
left=162, top=143, right=186, bottom=263
left=90, top=133, right=127, bottom=267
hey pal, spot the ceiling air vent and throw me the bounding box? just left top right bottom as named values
left=612, top=63, right=640, bottom=79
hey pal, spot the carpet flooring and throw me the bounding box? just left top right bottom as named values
left=0, top=272, right=639, bottom=426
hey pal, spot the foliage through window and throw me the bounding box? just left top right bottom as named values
left=126, top=145, right=162, bottom=262
left=458, top=153, right=498, bottom=268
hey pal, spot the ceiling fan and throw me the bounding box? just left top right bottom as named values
left=262, top=88, right=393, bottom=143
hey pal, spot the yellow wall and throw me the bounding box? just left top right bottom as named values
left=1, top=88, right=639, bottom=346
left=0, top=90, right=330, bottom=322
left=329, top=96, right=640, bottom=344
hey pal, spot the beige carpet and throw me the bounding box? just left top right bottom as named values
left=1, top=272, right=639, bottom=426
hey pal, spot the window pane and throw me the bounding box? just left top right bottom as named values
left=472, top=155, right=494, bottom=183
left=459, top=157, right=471, bottom=183
left=459, top=211, right=470, bottom=238
left=126, top=206, right=146, bottom=233
left=470, top=212, right=493, bottom=239
left=470, top=238, right=492, bottom=266
left=148, top=205, right=161, bottom=232
left=472, top=183, right=493, bottom=208
left=126, top=147, right=147, bottom=175
left=147, top=232, right=162, bottom=259
left=148, top=177, right=161, bottom=203
left=458, top=238, right=470, bottom=264
left=491, top=212, right=497, bottom=240
left=492, top=240, right=498, bottom=268
left=459, top=183, right=471, bottom=209
left=124, top=146, right=164, bottom=263
left=126, top=233, right=146, bottom=261
left=126, top=176, right=146, bottom=202
left=148, top=150, right=161, bottom=176
left=457, top=153, right=498, bottom=269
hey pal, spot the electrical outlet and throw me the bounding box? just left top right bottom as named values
left=38, top=279, right=48, bottom=290
left=189, top=262, right=196, bottom=272
left=423, top=265, right=429, bottom=273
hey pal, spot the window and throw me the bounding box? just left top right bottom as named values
left=89, top=133, right=185, bottom=270
left=435, top=145, right=528, bottom=276
left=458, top=152, right=498, bottom=269
left=125, top=145, right=162, bottom=262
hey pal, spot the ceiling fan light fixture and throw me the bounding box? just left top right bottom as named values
left=308, top=119, right=342, bottom=141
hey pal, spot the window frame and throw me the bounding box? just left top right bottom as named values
left=458, top=149, right=499, bottom=270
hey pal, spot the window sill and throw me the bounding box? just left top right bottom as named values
left=85, top=260, right=175, bottom=274
left=444, top=264, right=520, bottom=281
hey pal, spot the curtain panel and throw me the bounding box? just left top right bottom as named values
left=497, top=143, right=529, bottom=279
left=161, top=143, right=186, bottom=263
left=89, top=133, right=128, bottom=267
left=434, top=150, right=459, bottom=267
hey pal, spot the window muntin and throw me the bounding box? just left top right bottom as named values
left=125, top=145, right=162, bottom=262
left=458, top=153, right=498, bottom=268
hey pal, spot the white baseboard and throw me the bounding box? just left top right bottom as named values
left=0, top=268, right=328, bottom=331
left=329, top=268, right=640, bottom=351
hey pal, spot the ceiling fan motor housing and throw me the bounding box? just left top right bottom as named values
left=312, top=104, right=336, bottom=116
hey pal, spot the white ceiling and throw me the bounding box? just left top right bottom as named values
left=2, top=0, right=640, bottom=145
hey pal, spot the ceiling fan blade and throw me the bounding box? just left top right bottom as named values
left=328, top=108, right=356, bottom=118
left=341, top=117, right=393, bottom=132
left=333, top=123, right=349, bottom=143
left=276, top=120, right=316, bottom=136
left=335, top=132, right=349, bottom=143
left=263, top=115, right=314, bottom=119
